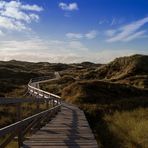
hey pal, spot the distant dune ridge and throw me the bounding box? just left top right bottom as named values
left=82, top=54, right=148, bottom=88
left=0, top=54, right=148, bottom=97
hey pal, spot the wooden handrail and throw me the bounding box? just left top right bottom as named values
left=0, top=105, right=61, bottom=137
left=0, top=98, right=50, bottom=105
left=28, top=84, right=61, bottom=99
left=0, top=72, right=62, bottom=148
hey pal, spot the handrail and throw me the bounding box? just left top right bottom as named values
left=0, top=98, right=50, bottom=105
left=28, top=74, right=61, bottom=99
left=28, top=84, right=61, bottom=99
left=0, top=72, right=62, bottom=148
left=0, top=105, right=61, bottom=137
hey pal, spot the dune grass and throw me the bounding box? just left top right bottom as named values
left=104, top=108, right=148, bottom=148
left=0, top=101, right=49, bottom=128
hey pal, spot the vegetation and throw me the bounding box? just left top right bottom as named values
left=0, top=54, right=148, bottom=147
left=82, top=54, right=148, bottom=88
left=104, top=108, right=148, bottom=148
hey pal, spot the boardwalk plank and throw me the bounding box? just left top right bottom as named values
left=23, top=104, right=98, bottom=148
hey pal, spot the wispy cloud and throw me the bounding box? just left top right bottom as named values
left=0, top=38, right=91, bottom=63
left=0, top=30, right=4, bottom=36
left=106, top=17, right=148, bottom=42
left=0, top=0, right=43, bottom=32
left=0, top=38, right=141, bottom=63
left=123, top=30, right=147, bottom=42
left=0, top=38, right=88, bottom=53
left=99, top=18, right=125, bottom=26
left=99, top=19, right=109, bottom=25
left=110, top=18, right=117, bottom=26
left=110, top=17, right=125, bottom=26
left=105, top=29, right=117, bottom=37
left=59, top=2, right=78, bottom=11
left=66, top=30, right=98, bottom=40
left=85, top=30, right=98, bottom=39
left=66, top=33, right=83, bottom=39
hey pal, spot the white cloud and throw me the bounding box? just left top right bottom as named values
left=29, top=14, right=39, bottom=22
left=122, top=30, right=147, bottom=42
left=0, top=16, right=27, bottom=31
left=21, top=4, right=43, bottom=11
left=0, top=30, right=4, bottom=36
left=0, top=0, right=43, bottom=32
left=0, top=35, right=147, bottom=63
left=107, top=17, right=148, bottom=42
left=85, top=30, right=98, bottom=39
left=66, top=33, right=83, bottom=39
left=0, top=38, right=145, bottom=63
left=0, top=38, right=88, bottom=53
left=105, top=30, right=117, bottom=37
left=1, top=32, right=144, bottom=63
left=66, top=30, right=98, bottom=40
left=0, top=38, right=91, bottom=63
left=59, top=2, right=78, bottom=11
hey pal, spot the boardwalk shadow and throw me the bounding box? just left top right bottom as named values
left=23, top=105, right=97, bottom=148
left=64, top=108, right=80, bottom=148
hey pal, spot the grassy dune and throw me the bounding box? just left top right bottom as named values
left=0, top=55, right=148, bottom=147
left=104, top=108, right=148, bottom=148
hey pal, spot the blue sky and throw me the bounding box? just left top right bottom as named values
left=0, top=0, right=147, bottom=63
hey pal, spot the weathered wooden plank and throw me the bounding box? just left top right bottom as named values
left=24, top=105, right=98, bottom=148
left=23, top=143, right=97, bottom=147
left=24, top=146, right=98, bottom=148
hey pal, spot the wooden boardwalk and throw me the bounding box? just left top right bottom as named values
left=0, top=73, right=98, bottom=148
left=23, top=103, right=98, bottom=148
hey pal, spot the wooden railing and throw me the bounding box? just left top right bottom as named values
left=0, top=74, right=62, bottom=148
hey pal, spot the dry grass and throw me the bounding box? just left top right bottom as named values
left=104, top=108, right=148, bottom=148
left=1, top=56, right=148, bottom=147
left=0, top=102, right=49, bottom=128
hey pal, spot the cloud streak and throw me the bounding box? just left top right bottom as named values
left=85, top=30, right=98, bottom=39
left=66, top=33, right=83, bottom=39
left=106, top=17, right=148, bottom=42
left=66, top=30, right=98, bottom=40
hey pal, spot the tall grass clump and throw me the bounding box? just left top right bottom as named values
left=104, top=108, right=148, bottom=148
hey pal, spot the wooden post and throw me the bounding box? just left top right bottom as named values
left=36, top=98, right=40, bottom=113
left=52, top=98, right=55, bottom=107
left=57, top=99, right=59, bottom=105
left=43, top=92, right=45, bottom=99
left=16, top=103, right=23, bottom=148
left=46, top=99, right=49, bottom=109
left=36, top=99, right=41, bottom=130
left=49, top=99, right=51, bottom=107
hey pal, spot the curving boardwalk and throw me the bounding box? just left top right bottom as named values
left=24, top=103, right=98, bottom=148
left=0, top=72, right=98, bottom=148
left=24, top=72, right=98, bottom=148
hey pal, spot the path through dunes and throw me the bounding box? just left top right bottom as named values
left=24, top=103, right=98, bottom=148
left=24, top=72, right=98, bottom=148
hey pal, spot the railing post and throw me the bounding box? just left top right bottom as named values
left=36, top=98, right=40, bottom=113
left=52, top=98, right=55, bottom=107
left=16, top=103, right=23, bottom=148
left=36, top=98, right=41, bottom=130
left=46, top=99, right=49, bottom=109
left=56, top=98, right=58, bottom=105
